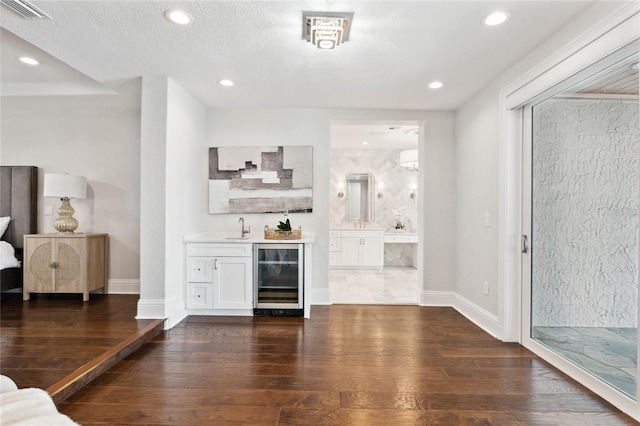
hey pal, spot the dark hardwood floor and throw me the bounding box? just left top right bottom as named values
left=47, top=304, right=636, bottom=425
left=0, top=293, right=163, bottom=403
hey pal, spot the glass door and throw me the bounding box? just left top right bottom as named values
left=254, top=243, right=303, bottom=312
left=525, top=53, right=639, bottom=399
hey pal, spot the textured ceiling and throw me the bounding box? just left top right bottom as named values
left=0, top=0, right=602, bottom=111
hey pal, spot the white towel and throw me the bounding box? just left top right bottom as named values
left=0, top=388, right=79, bottom=425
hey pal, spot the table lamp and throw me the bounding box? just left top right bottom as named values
left=43, top=173, right=87, bottom=234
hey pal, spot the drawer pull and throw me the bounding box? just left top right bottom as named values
left=50, top=261, right=58, bottom=269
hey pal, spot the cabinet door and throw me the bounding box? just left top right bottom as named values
left=54, top=239, right=84, bottom=293
left=213, top=256, right=253, bottom=309
left=24, top=237, right=55, bottom=292
left=340, top=237, right=361, bottom=266
left=360, top=237, right=384, bottom=267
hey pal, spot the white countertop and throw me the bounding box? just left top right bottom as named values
left=184, top=232, right=316, bottom=244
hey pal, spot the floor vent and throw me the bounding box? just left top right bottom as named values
left=1, top=0, right=51, bottom=19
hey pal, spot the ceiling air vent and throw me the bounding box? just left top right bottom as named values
left=1, top=0, right=51, bottom=19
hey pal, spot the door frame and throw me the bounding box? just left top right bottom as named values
left=498, top=2, right=639, bottom=419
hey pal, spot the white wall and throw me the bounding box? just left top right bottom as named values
left=454, top=1, right=626, bottom=318
left=0, top=81, right=141, bottom=286
left=164, top=78, right=207, bottom=326
left=200, top=108, right=455, bottom=303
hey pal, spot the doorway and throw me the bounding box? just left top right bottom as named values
left=329, top=121, right=421, bottom=304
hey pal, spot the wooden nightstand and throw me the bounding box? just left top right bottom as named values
left=23, top=233, right=108, bottom=301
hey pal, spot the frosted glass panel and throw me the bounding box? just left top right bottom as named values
left=530, top=55, right=639, bottom=398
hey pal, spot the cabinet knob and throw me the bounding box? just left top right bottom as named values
left=50, top=261, right=58, bottom=269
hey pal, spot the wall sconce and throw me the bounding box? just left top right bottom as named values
left=338, top=181, right=344, bottom=198
left=377, top=183, right=384, bottom=199
left=43, top=173, right=87, bottom=234
left=410, top=188, right=416, bottom=199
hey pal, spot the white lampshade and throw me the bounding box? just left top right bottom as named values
left=44, top=174, right=87, bottom=199
left=400, top=149, right=419, bottom=171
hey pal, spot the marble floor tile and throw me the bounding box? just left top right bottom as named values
left=329, top=266, right=419, bottom=305
left=534, top=326, right=637, bottom=398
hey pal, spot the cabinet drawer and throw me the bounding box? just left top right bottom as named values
left=329, top=252, right=341, bottom=266
left=383, top=234, right=418, bottom=243
left=329, top=230, right=341, bottom=238
left=186, top=257, right=214, bottom=282
left=186, top=282, right=213, bottom=309
left=186, top=243, right=252, bottom=257
left=340, top=230, right=384, bottom=239
left=329, top=237, right=341, bottom=252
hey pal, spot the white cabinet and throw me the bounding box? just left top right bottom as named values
left=185, top=243, right=252, bottom=311
left=331, top=229, right=384, bottom=269
left=329, top=230, right=342, bottom=266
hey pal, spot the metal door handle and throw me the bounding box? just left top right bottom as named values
left=214, top=259, right=218, bottom=270
left=50, top=261, right=58, bottom=269
left=521, top=235, right=529, bottom=254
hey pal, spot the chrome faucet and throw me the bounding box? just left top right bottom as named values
left=239, top=217, right=250, bottom=237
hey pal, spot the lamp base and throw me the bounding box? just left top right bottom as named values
left=53, top=198, right=79, bottom=234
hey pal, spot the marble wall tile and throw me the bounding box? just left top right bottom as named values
left=330, top=149, right=419, bottom=267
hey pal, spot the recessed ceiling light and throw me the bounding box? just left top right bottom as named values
left=218, top=79, right=234, bottom=87
left=632, top=62, right=639, bottom=71
left=483, top=11, right=510, bottom=26
left=18, top=56, right=40, bottom=66
left=428, top=81, right=444, bottom=89
left=165, top=9, right=193, bottom=25
left=362, top=141, right=368, bottom=145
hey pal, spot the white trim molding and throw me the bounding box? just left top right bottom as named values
left=136, top=298, right=166, bottom=320
left=421, top=291, right=499, bottom=338
left=452, top=293, right=499, bottom=339
left=107, top=279, right=140, bottom=294
left=420, top=290, right=455, bottom=306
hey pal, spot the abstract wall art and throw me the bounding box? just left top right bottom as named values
left=208, top=146, right=313, bottom=214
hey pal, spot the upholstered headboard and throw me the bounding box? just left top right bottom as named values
left=0, top=166, right=38, bottom=291
left=0, top=166, right=37, bottom=248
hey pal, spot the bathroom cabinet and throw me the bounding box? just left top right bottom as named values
left=330, top=229, right=384, bottom=269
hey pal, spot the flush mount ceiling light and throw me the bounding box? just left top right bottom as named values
left=18, top=56, right=39, bottom=65
left=218, top=79, right=234, bottom=87
left=165, top=9, right=193, bottom=25
left=429, top=81, right=444, bottom=89
left=303, top=11, right=353, bottom=50
left=483, top=11, right=510, bottom=26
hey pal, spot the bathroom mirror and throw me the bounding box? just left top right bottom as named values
left=345, top=173, right=375, bottom=223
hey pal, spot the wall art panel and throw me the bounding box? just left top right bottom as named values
left=209, top=146, right=313, bottom=214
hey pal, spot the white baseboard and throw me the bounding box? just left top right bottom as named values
left=420, top=290, right=499, bottom=339
left=420, top=290, right=455, bottom=306
left=311, top=287, right=331, bottom=305
left=107, top=279, right=140, bottom=294
left=136, top=298, right=165, bottom=320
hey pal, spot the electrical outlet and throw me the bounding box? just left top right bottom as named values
left=483, top=281, right=490, bottom=295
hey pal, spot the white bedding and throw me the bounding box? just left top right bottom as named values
left=0, top=240, right=20, bottom=270
left=0, top=388, right=79, bottom=425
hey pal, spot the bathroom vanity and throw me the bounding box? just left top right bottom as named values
left=329, top=228, right=384, bottom=268
left=183, top=233, right=315, bottom=318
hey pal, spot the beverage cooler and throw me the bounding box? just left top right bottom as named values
left=254, top=243, right=303, bottom=316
